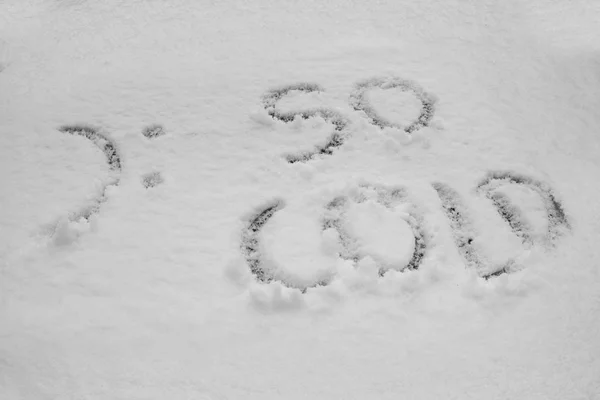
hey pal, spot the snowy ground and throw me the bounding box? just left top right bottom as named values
left=1, top=0, right=600, bottom=399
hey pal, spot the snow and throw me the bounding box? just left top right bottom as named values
left=362, top=86, right=424, bottom=130
left=1, top=0, right=600, bottom=399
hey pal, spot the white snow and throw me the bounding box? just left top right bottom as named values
left=364, top=86, right=424, bottom=129
left=1, top=0, right=600, bottom=399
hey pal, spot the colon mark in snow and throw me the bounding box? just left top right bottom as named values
left=433, top=172, right=570, bottom=278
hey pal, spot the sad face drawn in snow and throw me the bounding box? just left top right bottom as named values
left=51, top=76, right=570, bottom=289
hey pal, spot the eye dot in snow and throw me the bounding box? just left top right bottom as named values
left=142, top=124, right=166, bottom=139
left=142, top=171, right=163, bottom=188
left=262, top=83, right=350, bottom=164
left=477, top=171, right=570, bottom=245
left=240, top=201, right=330, bottom=292
left=349, top=76, right=436, bottom=133
left=323, top=184, right=427, bottom=276
left=56, top=124, right=121, bottom=224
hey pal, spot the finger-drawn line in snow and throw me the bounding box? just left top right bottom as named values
left=477, top=171, right=570, bottom=246
left=263, top=83, right=350, bottom=163
left=241, top=200, right=331, bottom=291
left=432, top=182, right=512, bottom=278
left=349, top=77, right=436, bottom=133
left=323, top=184, right=427, bottom=276
left=142, top=124, right=166, bottom=139
left=434, top=172, right=569, bottom=278
left=57, top=124, right=121, bottom=221
left=241, top=173, right=570, bottom=287
left=240, top=186, right=428, bottom=291
left=142, top=171, right=163, bottom=188
left=242, top=201, right=282, bottom=284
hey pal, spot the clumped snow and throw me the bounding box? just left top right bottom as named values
left=1, top=0, right=599, bottom=399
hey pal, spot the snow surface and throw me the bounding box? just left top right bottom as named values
left=1, top=0, right=600, bottom=399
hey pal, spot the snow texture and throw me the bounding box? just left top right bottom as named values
left=1, top=0, right=599, bottom=399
